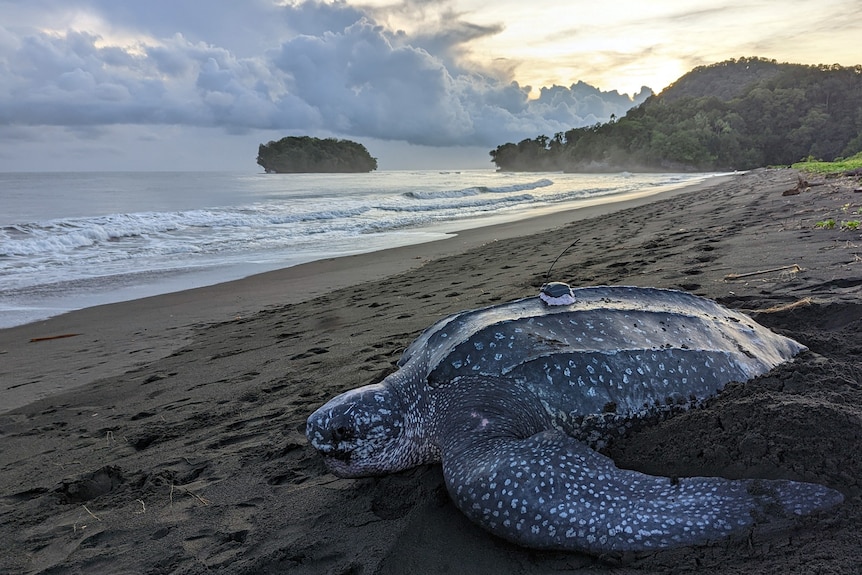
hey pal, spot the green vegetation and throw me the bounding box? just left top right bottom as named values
left=257, top=136, right=378, bottom=173
left=814, top=218, right=862, bottom=231
left=792, top=151, right=862, bottom=174
left=813, top=218, right=862, bottom=231
left=490, top=57, right=862, bottom=172
left=800, top=154, right=862, bottom=233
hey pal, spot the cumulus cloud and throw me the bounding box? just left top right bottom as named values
left=0, top=0, right=651, bottom=149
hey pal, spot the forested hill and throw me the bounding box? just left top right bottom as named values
left=658, top=57, right=788, bottom=102
left=257, top=136, right=378, bottom=173
left=489, top=57, right=862, bottom=172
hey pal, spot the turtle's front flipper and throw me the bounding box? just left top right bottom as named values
left=438, top=385, right=843, bottom=554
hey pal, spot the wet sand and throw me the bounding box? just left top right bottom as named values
left=0, top=168, right=859, bottom=574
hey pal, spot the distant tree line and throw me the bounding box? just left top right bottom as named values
left=257, top=136, right=378, bottom=173
left=490, top=58, right=862, bottom=172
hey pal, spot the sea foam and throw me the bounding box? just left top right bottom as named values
left=0, top=170, right=713, bottom=327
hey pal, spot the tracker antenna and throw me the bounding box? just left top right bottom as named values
left=544, top=239, right=580, bottom=282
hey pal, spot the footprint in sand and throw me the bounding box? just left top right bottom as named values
left=57, top=465, right=125, bottom=503
left=289, top=348, right=330, bottom=360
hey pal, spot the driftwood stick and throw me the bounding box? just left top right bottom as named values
left=756, top=298, right=813, bottom=314
left=724, top=264, right=802, bottom=280
left=29, top=333, right=82, bottom=343
left=738, top=298, right=814, bottom=315
left=82, top=505, right=101, bottom=522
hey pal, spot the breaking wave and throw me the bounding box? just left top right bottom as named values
left=403, top=178, right=553, bottom=200
left=0, top=170, right=715, bottom=327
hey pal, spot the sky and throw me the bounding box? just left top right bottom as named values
left=0, top=0, right=859, bottom=171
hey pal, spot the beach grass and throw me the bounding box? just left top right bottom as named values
left=792, top=151, right=862, bottom=173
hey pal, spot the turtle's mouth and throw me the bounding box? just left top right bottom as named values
left=321, top=455, right=357, bottom=477
left=320, top=446, right=353, bottom=463
left=317, top=449, right=374, bottom=478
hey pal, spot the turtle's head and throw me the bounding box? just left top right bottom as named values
left=306, top=381, right=417, bottom=478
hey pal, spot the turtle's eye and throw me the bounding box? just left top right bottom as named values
left=333, top=425, right=353, bottom=442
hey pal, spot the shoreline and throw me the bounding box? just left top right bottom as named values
left=1, top=170, right=709, bottom=331
left=1, top=167, right=860, bottom=574
left=0, top=174, right=730, bottom=413
left=0, top=171, right=716, bottom=331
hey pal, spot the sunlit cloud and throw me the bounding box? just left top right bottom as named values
left=455, top=0, right=861, bottom=94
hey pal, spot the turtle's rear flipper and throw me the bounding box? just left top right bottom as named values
left=440, top=427, right=843, bottom=555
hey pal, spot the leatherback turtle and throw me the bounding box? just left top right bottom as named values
left=306, top=284, right=843, bottom=554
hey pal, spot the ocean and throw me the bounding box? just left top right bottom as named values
left=0, top=170, right=715, bottom=328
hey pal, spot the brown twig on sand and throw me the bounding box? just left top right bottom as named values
left=285, top=477, right=345, bottom=494
left=752, top=298, right=813, bottom=314
left=724, top=264, right=802, bottom=280
left=82, top=505, right=101, bottom=522
left=170, top=483, right=211, bottom=507
left=29, top=333, right=82, bottom=343
left=185, top=489, right=211, bottom=506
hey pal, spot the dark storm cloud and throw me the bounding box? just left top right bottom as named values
left=0, top=0, right=649, bottom=146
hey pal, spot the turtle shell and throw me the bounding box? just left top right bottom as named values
left=398, top=286, right=805, bottom=417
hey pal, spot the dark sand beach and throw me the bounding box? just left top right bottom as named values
left=1, top=168, right=860, bottom=574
